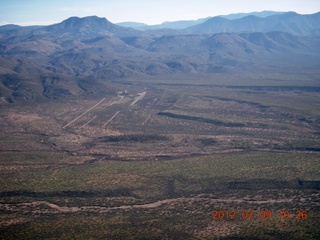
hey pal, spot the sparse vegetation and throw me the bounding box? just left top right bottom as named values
left=0, top=11, right=319, bottom=240
left=1, top=81, right=319, bottom=239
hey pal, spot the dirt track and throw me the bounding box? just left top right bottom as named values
left=0, top=196, right=299, bottom=214
left=62, top=98, right=106, bottom=129
left=131, top=92, right=146, bottom=106
left=102, top=111, right=120, bottom=127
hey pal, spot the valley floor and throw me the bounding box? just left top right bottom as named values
left=0, top=82, right=319, bottom=239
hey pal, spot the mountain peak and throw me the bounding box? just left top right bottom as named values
left=63, top=15, right=110, bottom=23
left=285, top=11, right=298, bottom=15
left=44, top=15, right=137, bottom=39
left=56, top=15, right=112, bottom=30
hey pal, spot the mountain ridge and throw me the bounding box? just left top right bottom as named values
left=1, top=12, right=319, bottom=36
left=0, top=13, right=319, bottom=102
left=187, top=12, right=320, bottom=35
left=116, top=11, right=285, bottom=30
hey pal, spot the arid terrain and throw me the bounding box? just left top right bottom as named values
left=1, top=80, right=320, bottom=239
left=0, top=12, right=320, bottom=239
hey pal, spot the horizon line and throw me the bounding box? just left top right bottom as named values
left=1, top=10, right=319, bottom=27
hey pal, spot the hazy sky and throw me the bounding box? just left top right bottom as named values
left=1, top=0, right=320, bottom=26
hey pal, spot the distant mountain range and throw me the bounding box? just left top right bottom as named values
left=0, top=12, right=319, bottom=102
left=186, top=12, right=320, bottom=35
left=117, top=11, right=284, bottom=30
left=118, top=11, right=320, bottom=36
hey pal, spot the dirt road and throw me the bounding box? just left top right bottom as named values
left=62, top=98, right=106, bottom=129
left=131, top=92, right=146, bottom=106
left=102, top=111, right=120, bottom=127
left=0, top=196, right=298, bottom=214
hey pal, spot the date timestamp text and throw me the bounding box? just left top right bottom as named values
left=212, top=209, right=308, bottom=220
